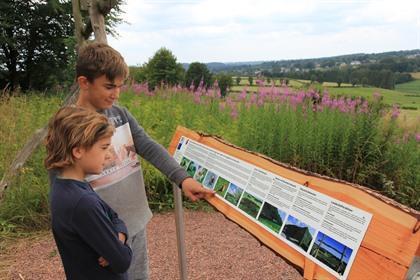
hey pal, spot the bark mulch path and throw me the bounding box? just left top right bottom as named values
left=1, top=211, right=303, bottom=280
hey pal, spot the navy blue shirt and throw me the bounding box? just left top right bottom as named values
left=50, top=177, right=132, bottom=280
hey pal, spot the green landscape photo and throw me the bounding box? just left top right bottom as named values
left=224, top=183, right=244, bottom=206
left=257, top=202, right=287, bottom=233
left=180, top=157, right=191, bottom=170
left=238, top=192, right=263, bottom=218
left=310, top=231, right=353, bottom=276
left=281, top=215, right=315, bottom=252
left=186, top=161, right=198, bottom=177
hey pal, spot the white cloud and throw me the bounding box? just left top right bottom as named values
left=109, top=0, right=420, bottom=65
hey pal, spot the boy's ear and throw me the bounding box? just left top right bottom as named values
left=72, top=147, right=84, bottom=160
left=77, top=76, right=90, bottom=90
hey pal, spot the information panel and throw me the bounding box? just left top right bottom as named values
left=174, top=136, right=373, bottom=280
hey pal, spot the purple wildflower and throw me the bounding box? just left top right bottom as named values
left=391, top=104, right=400, bottom=119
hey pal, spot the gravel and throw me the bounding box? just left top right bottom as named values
left=1, top=210, right=303, bottom=280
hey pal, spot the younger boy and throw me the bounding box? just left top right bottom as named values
left=45, top=106, right=132, bottom=280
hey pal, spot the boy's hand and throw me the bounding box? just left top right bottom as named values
left=98, top=233, right=126, bottom=267
left=118, top=232, right=127, bottom=244
left=98, top=256, right=109, bottom=267
left=181, top=177, right=215, bottom=202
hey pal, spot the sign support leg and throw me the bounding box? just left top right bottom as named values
left=173, top=183, right=187, bottom=280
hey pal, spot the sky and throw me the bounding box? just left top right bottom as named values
left=108, top=0, right=420, bottom=66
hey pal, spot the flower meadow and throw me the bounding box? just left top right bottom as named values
left=121, top=82, right=419, bottom=210
left=0, top=84, right=418, bottom=234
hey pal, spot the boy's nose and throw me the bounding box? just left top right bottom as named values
left=112, top=88, right=120, bottom=99
left=105, top=150, right=112, bottom=160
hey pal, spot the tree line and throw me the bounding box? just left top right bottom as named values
left=0, top=0, right=122, bottom=92
left=130, top=48, right=233, bottom=97
left=252, top=56, right=420, bottom=89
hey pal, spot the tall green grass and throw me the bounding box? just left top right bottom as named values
left=0, top=94, right=61, bottom=235
left=119, top=87, right=419, bottom=209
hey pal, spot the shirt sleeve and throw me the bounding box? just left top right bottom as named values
left=124, top=107, right=189, bottom=186
left=72, top=194, right=132, bottom=273
left=106, top=203, right=129, bottom=241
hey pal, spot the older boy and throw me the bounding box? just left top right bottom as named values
left=65, top=42, right=214, bottom=279
left=46, top=107, right=132, bottom=279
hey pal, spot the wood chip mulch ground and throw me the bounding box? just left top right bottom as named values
left=1, top=210, right=303, bottom=280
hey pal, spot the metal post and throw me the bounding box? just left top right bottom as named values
left=173, top=183, right=187, bottom=280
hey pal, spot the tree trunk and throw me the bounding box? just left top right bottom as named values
left=89, top=0, right=108, bottom=44
left=0, top=0, right=117, bottom=199
left=72, top=0, right=86, bottom=50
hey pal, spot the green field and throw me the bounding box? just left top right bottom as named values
left=395, top=80, right=420, bottom=95
left=232, top=78, right=419, bottom=110
left=325, top=86, right=419, bottom=110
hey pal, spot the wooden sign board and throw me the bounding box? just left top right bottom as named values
left=168, top=126, right=420, bottom=279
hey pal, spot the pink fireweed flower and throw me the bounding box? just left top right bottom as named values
left=193, top=92, right=201, bottom=104
left=256, top=79, right=264, bottom=86
left=279, top=94, right=287, bottom=103
left=198, top=78, right=204, bottom=89
left=391, top=104, right=400, bottom=119
left=373, top=92, right=382, bottom=102
left=230, top=106, right=238, bottom=120
left=296, top=91, right=305, bottom=104
left=306, top=89, right=314, bottom=99
left=250, top=93, right=257, bottom=104
left=213, top=79, right=219, bottom=88
left=415, top=133, right=420, bottom=142
left=226, top=97, right=233, bottom=107
left=317, top=104, right=324, bottom=112
left=237, top=87, right=247, bottom=102
left=347, top=98, right=356, bottom=113
left=283, top=86, right=290, bottom=97
left=321, top=93, right=332, bottom=107
left=358, top=100, right=369, bottom=114
left=272, top=87, right=280, bottom=100
left=216, top=89, right=221, bottom=98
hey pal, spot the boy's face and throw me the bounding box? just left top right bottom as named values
left=78, top=75, right=125, bottom=110
left=77, top=137, right=112, bottom=175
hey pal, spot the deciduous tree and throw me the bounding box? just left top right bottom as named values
left=185, top=62, right=212, bottom=90
left=145, top=48, right=185, bottom=89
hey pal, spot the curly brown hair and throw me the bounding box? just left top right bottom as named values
left=44, top=106, right=115, bottom=170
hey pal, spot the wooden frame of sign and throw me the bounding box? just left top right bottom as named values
left=168, top=126, right=419, bottom=279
